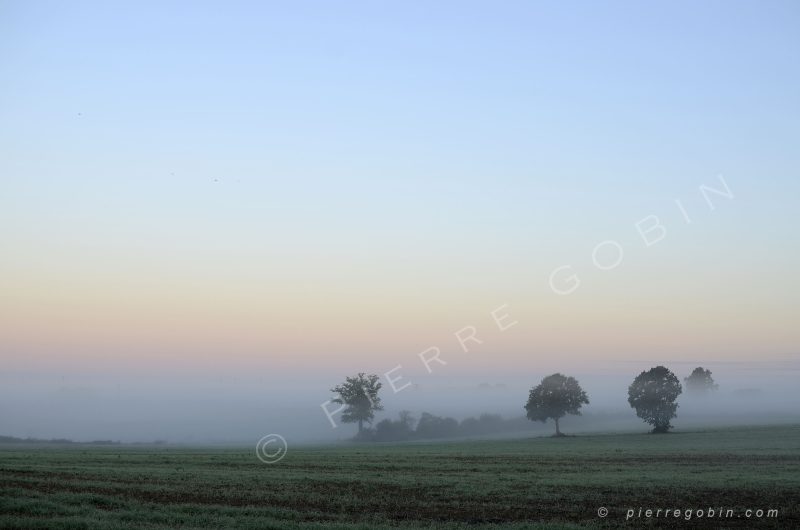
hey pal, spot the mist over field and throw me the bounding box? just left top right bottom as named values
left=3, top=359, right=798, bottom=443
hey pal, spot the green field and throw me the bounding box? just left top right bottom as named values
left=2, top=424, right=798, bottom=529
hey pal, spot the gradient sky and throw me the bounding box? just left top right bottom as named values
left=2, top=0, right=799, bottom=394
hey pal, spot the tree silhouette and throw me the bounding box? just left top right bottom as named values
left=524, top=373, right=589, bottom=436
left=684, top=367, right=718, bottom=396
left=330, top=373, right=383, bottom=436
left=373, top=411, right=415, bottom=442
left=415, top=412, right=459, bottom=439
left=628, top=366, right=682, bottom=433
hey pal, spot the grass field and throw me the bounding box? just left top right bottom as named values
left=1, top=424, right=798, bottom=529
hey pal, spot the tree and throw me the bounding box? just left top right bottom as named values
left=524, top=373, right=589, bottom=436
left=397, top=410, right=415, bottom=431
left=628, top=366, right=682, bottom=433
left=684, top=367, right=718, bottom=396
left=330, top=373, right=383, bottom=436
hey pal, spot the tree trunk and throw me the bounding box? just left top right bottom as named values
left=555, top=417, right=561, bottom=436
left=358, top=418, right=363, bottom=434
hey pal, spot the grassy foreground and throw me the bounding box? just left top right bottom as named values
left=1, top=424, right=799, bottom=529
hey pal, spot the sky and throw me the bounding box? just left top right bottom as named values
left=1, top=1, right=799, bottom=441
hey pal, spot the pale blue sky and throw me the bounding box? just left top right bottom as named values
left=3, top=1, right=799, bottom=221
left=1, top=1, right=799, bottom=374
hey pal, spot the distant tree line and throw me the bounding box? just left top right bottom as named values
left=349, top=411, right=533, bottom=442
left=329, top=366, right=717, bottom=440
left=0, top=435, right=121, bottom=445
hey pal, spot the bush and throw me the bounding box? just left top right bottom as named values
left=373, top=411, right=415, bottom=441
left=415, top=412, right=459, bottom=439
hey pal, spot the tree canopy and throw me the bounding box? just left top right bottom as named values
left=628, top=366, right=682, bottom=433
left=524, top=373, right=589, bottom=436
left=684, top=367, right=718, bottom=395
left=415, top=412, right=459, bottom=439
